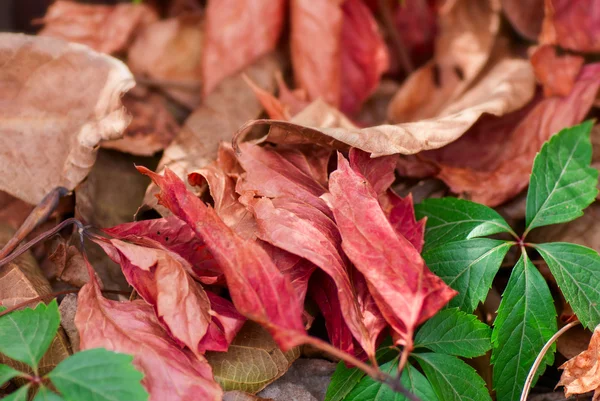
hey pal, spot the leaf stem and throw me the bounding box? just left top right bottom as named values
left=519, top=321, right=580, bottom=401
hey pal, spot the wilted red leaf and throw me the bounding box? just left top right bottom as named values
left=39, top=1, right=158, bottom=54
left=105, top=216, right=222, bottom=285
left=381, top=191, right=426, bottom=253
left=76, top=266, right=223, bottom=401
left=202, top=0, right=286, bottom=95
left=200, top=291, right=247, bottom=353
left=540, top=0, right=600, bottom=53
left=393, top=0, right=437, bottom=68
left=530, top=45, right=584, bottom=97
left=558, top=324, right=600, bottom=399
left=349, top=148, right=397, bottom=196
left=501, top=0, right=544, bottom=40
left=140, top=167, right=306, bottom=350
left=327, top=154, right=456, bottom=348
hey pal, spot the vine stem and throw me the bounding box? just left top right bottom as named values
left=519, top=321, right=580, bottom=401
left=302, top=336, right=421, bottom=401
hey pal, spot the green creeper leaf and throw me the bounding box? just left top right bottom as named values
left=48, top=348, right=147, bottom=401
left=423, top=239, right=512, bottom=312
left=0, top=300, right=60, bottom=371
left=0, top=364, right=22, bottom=387
left=413, top=352, right=492, bottom=401
left=345, top=360, right=438, bottom=401
left=33, top=386, right=67, bottom=401
left=525, top=120, right=598, bottom=233
left=414, top=308, right=492, bottom=358
left=416, top=197, right=514, bottom=251
left=536, top=242, right=600, bottom=329
left=491, top=253, right=557, bottom=401
left=3, top=385, right=30, bottom=401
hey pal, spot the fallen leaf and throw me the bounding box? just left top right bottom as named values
left=540, top=0, right=600, bottom=53
left=530, top=45, right=584, bottom=97
left=558, top=324, right=600, bottom=399
left=58, top=294, right=80, bottom=353
left=200, top=291, right=247, bottom=353
left=0, top=33, right=134, bottom=204
left=206, top=321, right=300, bottom=393
left=349, top=148, right=397, bottom=196
left=501, top=0, right=544, bottom=39
left=0, top=192, right=35, bottom=230
left=393, top=0, right=437, bottom=69
left=141, top=167, right=306, bottom=350
left=103, top=93, right=180, bottom=156
left=39, top=1, right=158, bottom=54
left=327, top=154, right=456, bottom=348
left=224, top=391, right=274, bottom=401
left=75, top=263, right=223, bottom=401
left=127, top=14, right=204, bottom=109
left=380, top=191, right=426, bottom=253
left=202, top=0, right=285, bottom=96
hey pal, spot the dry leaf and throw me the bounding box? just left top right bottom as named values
left=0, top=192, right=34, bottom=230
left=203, top=0, right=285, bottom=95
left=127, top=15, right=204, bottom=109
left=0, top=33, right=134, bottom=204
left=540, top=0, right=600, bottom=53
left=58, top=294, right=80, bottom=353
left=393, top=0, right=437, bottom=69
left=206, top=321, right=300, bottom=393
left=224, top=391, right=274, bottom=401
left=559, top=324, right=600, bottom=399
left=530, top=45, right=584, bottom=97
left=39, top=1, right=158, bottom=54
left=501, top=0, right=544, bottom=39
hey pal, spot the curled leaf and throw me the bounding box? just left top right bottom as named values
left=559, top=324, right=600, bottom=399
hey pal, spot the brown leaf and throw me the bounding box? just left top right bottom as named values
left=206, top=321, right=301, bottom=393
left=224, top=391, right=274, bottom=401
left=501, top=0, right=544, bottom=39
left=58, top=294, right=80, bottom=353
left=530, top=45, right=584, bottom=97
left=540, top=0, right=600, bottom=53
left=39, top=1, right=158, bottom=54
left=559, top=324, right=600, bottom=399
left=0, top=33, right=134, bottom=204
left=203, top=0, right=285, bottom=95
left=127, top=15, right=204, bottom=109
left=0, top=192, right=34, bottom=231
left=102, top=93, right=179, bottom=156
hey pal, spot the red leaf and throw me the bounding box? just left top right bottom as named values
left=540, top=0, right=600, bottom=53
left=393, top=0, right=437, bottom=68
left=328, top=153, right=456, bottom=348
left=349, top=148, right=397, bottom=195
left=76, top=263, right=222, bottom=401
left=139, top=167, right=306, bottom=350
left=202, top=0, right=286, bottom=95
left=530, top=45, right=584, bottom=97
left=105, top=216, right=222, bottom=285
left=199, top=291, right=247, bottom=353
left=380, top=191, right=426, bottom=253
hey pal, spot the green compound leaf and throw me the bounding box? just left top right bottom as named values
left=48, top=348, right=148, bottom=401
left=413, top=352, right=492, bottom=401
left=2, top=385, right=30, bottom=401
left=414, top=308, right=492, bottom=358
left=491, top=253, right=557, bottom=401
left=32, top=386, right=67, bottom=401
left=423, top=239, right=512, bottom=312
left=0, top=300, right=60, bottom=371
left=416, top=197, right=514, bottom=252
left=536, top=242, right=600, bottom=330
left=525, top=120, right=598, bottom=234
left=345, top=359, right=438, bottom=401
left=0, top=364, right=22, bottom=387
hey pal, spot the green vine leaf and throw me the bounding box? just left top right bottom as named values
left=414, top=308, right=491, bottom=358
left=2, top=385, right=30, bottom=401
left=0, top=364, right=22, bottom=387
left=32, top=386, right=66, bottom=401
left=491, top=253, right=557, bottom=401
left=525, top=120, right=598, bottom=234
left=536, top=242, right=600, bottom=329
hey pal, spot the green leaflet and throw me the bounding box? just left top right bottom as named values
left=2, top=385, right=30, bottom=401
left=345, top=359, right=438, bottom=401
left=423, top=239, right=512, bottom=312
left=0, top=364, right=22, bottom=387
left=416, top=197, right=514, bottom=251
left=32, top=387, right=66, bottom=401
left=48, top=348, right=148, bottom=401
left=491, top=253, right=557, bottom=401
left=413, top=352, right=492, bottom=401
left=525, top=120, right=598, bottom=234
left=536, top=242, right=600, bottom=329
left=414, top=308, right=491, bottom=358
left=0, top=300, right=60, bottom=371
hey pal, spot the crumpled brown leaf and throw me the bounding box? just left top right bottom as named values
left=540, top=0, right=600, bottom=53
left=559, top=324, right=600, bottom=399
left=0, top=33, right=134, bottom=204
left=530, top=45, right=584, bottom=97
left=39, top=1, right=158, bottom=54
left=127, top=15, right=204, bottom=109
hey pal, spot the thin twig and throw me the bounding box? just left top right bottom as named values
left=519, top=321, right=580, bottom=401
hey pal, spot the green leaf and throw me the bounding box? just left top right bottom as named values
left=345, top=360, right=438, bottom=401
left=414, top=308, right=492, bottom=358
left=416, top=197, right=514, bottom=251
left=536, top=242, right=600, bottom=329
left=48, top=348, right=147, bottom=401
left=33, top=386, right=67, bottom=401
left=325, top=345, right=397, bottom=401
left=525, top=120, right=599, bottom=233
left=491, top=253, right=557, bottom=401
left=413, top=352, right=492, bottom=401
left=0, top=300, right=60, bottom=371
left=423, top=239, right=512, bottom=312
left=3, top=385, right=30, bottom=401
left=0, top=364, right=22, bottom=387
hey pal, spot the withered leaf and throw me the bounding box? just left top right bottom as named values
left=540, top=0, right=600, bottom=53
left=530, top=45, right=584, bottom=97
left=559, top=324, right=600, bottom=399
left=0, top=33, right=134, bottom=204
left=501, top=0, right=544, bottom=40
